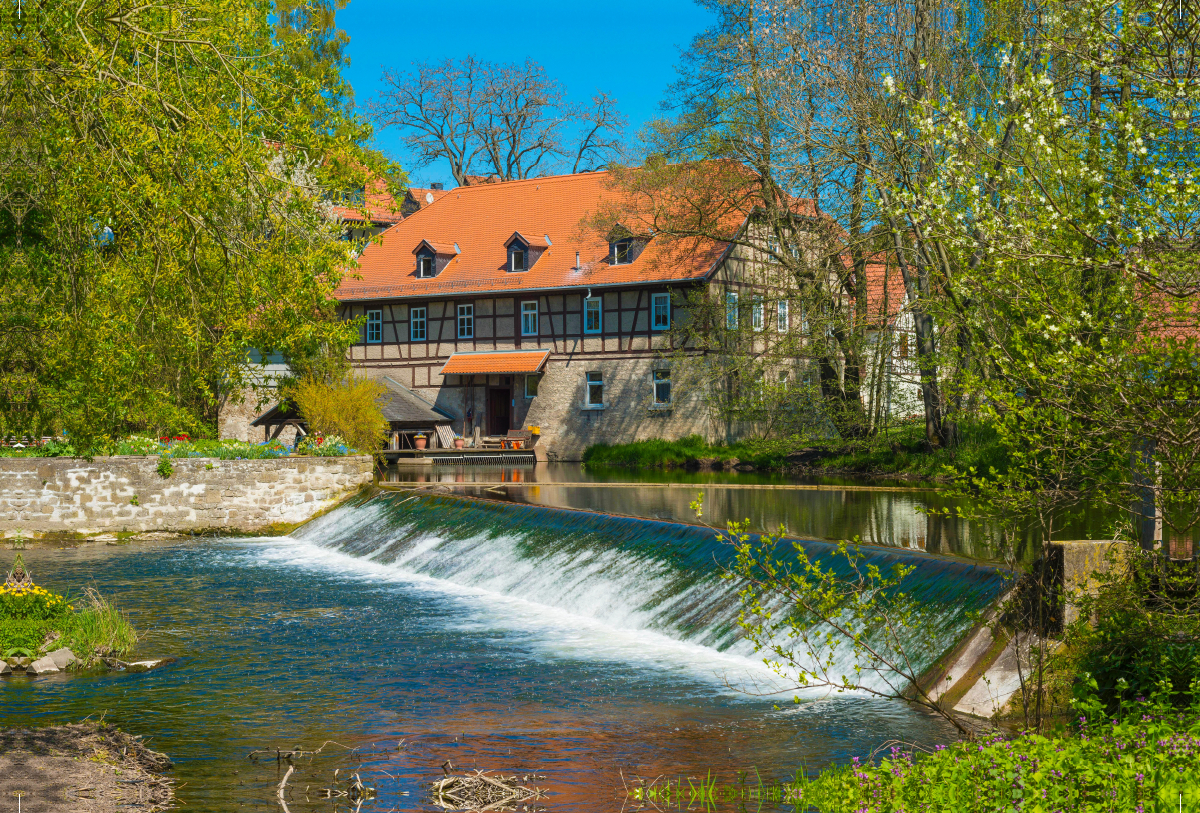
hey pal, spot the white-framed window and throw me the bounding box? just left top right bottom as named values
left=778, top=370, right=789, bottom=390
left=457, top=303, right=474, bottom=339
left=366, top=309, right=382, bottom=343
left=584, top=297, right=602, bottom=333
left=651, top=292, right=670, bottom=330
left=777, top=300, right=789, bottom=332
left=726, top=291, right=739, bottom=330
left=586, top=371, right=604, bottom=406
left=652, top=369, right=671, bottom=405
left=410, top=307, right=427, bottom=341
left=511, top=247, right=526, bottom=272
left=417, top=255, right=434, bottom=278
left=525, top=374, right=539, bottom=398
left=521, top=300, right=539, bottom=336
left=752, top=297, right=764, bottom=331
left=612, top=240, right=632, bottom=264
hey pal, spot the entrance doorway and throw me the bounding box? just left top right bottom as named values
left=487, top=388, right=511, bottom=436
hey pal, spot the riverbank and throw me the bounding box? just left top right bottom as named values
left=0, top=723, right=174, bottom=812
left=582, top=422, right=1006, bottom=480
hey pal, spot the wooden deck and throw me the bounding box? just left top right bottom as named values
left=380, top=448, right=538, bottom=465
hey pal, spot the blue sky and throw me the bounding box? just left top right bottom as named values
left=337, top=0, right=714, bottom=187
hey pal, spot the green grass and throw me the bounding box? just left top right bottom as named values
left=583, top=421, right=1007, bottom=479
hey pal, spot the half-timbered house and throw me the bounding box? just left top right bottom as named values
left=336, top=170, right=740, bottom=460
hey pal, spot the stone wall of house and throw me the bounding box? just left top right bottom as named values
left=526, top=357, right=715, bottom=461
left=0, top=456, right=374, bottom=535
left=217, top=386, right=263, bottom=443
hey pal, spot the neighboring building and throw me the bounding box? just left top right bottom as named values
left=337, top=170, right=773, bottom=460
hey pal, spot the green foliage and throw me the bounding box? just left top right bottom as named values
left=156, top=454, right=173, bottom=479
left=790, top=708, right=1200, bottom=812
left=0, top=1, right=398, bottom=451
left=0, top=621, right=54, bottom=655
left=289, top=374, right=387, bottom=455
left=0, top=585, right=136, bottom=664
left=583, top=421, right=1005, bottom=477
left=1063, top=551, right=1200, bottom=715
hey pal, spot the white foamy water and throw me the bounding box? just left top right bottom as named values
left=264, top=494, right=998, bottom=699
left=245, top=535, right=794, bottom=699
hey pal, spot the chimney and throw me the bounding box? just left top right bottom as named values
left=430, top=182, right=444, bottom=191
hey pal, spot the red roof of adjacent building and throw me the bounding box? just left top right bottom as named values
left=439, top=350, right=551, bottom=375
left=336, top=171, right=732, bottom=301
left=332, top=175, right=403, bottom=225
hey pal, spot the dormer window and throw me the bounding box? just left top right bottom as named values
left=413, top=240, right=456, bottom=278
left=504, top=231, right=546, bottom=272
left=612, top=240, right=632, bottom=265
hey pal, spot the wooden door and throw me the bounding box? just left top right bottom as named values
left=487, top=388, right=511, bottom=436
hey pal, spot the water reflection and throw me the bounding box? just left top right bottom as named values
left=380, top=463, right=1092, bottom=563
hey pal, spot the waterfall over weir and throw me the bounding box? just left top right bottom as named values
left=292, top=491, right=1010, bottom=692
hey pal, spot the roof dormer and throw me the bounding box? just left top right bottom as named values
left=503, top=231, right=550, bottom=272
left=606, top=223, right=648, bottom=266
left=413, top=239, right=458, bottom=279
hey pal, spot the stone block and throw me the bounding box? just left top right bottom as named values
left=47, top=648, right=79, bottom=670
left=26, top=656, right=59, bottom=675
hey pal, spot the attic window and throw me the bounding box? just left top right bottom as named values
left=510, top=244, right=527, bottom=272
left=612, top=239, right=632, bottom=265
left=417, top=255, right=434, bottom=278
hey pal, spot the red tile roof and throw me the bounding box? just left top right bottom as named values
left=336, top=171, right=731, bottom=301
left=405, top=187, right=451, bottom=213
left=333, top=175, right=403, bottom=225
left=439, top=350, right=550, bottom=376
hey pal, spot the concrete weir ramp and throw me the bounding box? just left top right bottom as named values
left=292, top=490, right=1012, bottom=702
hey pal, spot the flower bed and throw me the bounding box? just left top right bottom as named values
left=0, top=434, right=356, bottom=459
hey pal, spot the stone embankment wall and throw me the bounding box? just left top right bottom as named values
left=0, top=456, right=374, bottom=535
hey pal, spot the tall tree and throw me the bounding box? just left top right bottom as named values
left=0, top=0, right=388, bottom=449
left=372, top=57, right=626, bottom=185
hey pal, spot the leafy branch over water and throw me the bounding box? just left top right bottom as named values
left=691, top=492, right=976, bottom=738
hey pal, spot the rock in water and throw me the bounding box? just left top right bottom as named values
left=47, top=648, right=78, bottom=670
left=0, top=661, right=10, bottom=675
left=26, top=656, right=59, bottom=675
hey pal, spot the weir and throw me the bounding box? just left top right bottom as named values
left=292, top=491, right=1011, bottom=693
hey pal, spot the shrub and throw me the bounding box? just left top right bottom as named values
left=289, top=374, right=387, bottom=455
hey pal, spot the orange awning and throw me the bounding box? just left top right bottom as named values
left=439, top=350, right=550, bottom=376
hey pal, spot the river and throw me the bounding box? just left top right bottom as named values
left=0, top=464, right=1044, bottom=811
